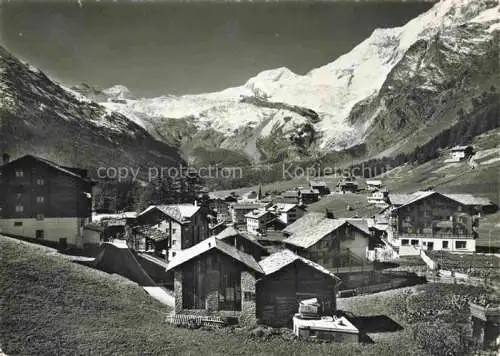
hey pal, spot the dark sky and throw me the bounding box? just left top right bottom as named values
left=0, top=0, right=434, bottom=97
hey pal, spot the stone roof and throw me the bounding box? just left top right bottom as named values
left=392, top=191, right=494, bottom=210
left=139, top=204, right=200, bottom=223
left=259, top=249, right=340, bottom=281
left=284, top=218, right=372, bottom=249
left=215, top=227, right=266, bottom=249
left=282, top=212, right=326, bottom=235
left=245, top=209, right=274, bottom=219
left=166, top=237, right=263, bottom=274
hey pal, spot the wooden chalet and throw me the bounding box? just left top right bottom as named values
left=283, top=213, right=373, bottom=270
left=388, top=191, right=492, bottom=254
left=245, top=209, right=276, bottom=235
left=167, top=237, right=264, bottom=326
left=137, top=204, right=209, bottom=260
left=268, top=203, right=306, bottom=225
left=256, top=249, right=341, bottom=327
left=229, top=202, right=268, bottom=226
left=0, top=154, right=94, bottom=248
left=282, top=190, right=300, bottom=205
left=309, top=180, right=330, bottom=196
left=298, top=188, right=320, bottom=205
left=208, top=193, right=238, bottom=223
left=214, top=227, right=269, bottom=261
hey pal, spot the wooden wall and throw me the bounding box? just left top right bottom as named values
left=256, top=260, right=337, bottom=327
left=0, top=157, right=92, bottom=219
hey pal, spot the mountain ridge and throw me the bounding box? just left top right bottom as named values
left=0, top=45, right=184, bottom=180
left=72, top=0, right=498, bottom=165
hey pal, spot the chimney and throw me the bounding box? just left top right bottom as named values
left=325, top=209, right=334, bottom=219
left=2, top=153, right=10, bottom=165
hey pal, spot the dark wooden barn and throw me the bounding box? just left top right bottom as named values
left=256, top=249, right=341, bottom=327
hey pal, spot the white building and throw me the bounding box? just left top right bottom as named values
left=444, top=145, right=474, bottom=163
left=268, top=203, right=306, bottom=225
left=245, top=210, right=275, bottom=235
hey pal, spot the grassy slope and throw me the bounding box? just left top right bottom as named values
left=0, top=235, right=429, bottom=356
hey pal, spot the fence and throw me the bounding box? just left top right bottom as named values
left=354, top=277, right=425, bottom=296
left=165, top=314, right=227, bottom=328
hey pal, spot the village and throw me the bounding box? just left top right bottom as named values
left=0, top=144, right=499, bottom=353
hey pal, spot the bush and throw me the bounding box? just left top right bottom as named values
left=411, top=321, right=475, bottom=356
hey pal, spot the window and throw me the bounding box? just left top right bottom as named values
left=455, top=241, right=467, bottom=249
left=172, top=240, right=176, bottom=246
left=16, top=193, right=22, bottom=200
left=442, top=241, right=449, bottom=249
left=401, top=239, right=409, bottom=246
left=36, top=230, right=44, bottom=239
left=15, top=169, right=24, bottom=177
left=411, top=239, right=419, bottom=246
left=36, top=196, right=44, bottom=203
left=424, top=210, right=431, bottom=217
left=15, top=205, right=24, bottom=213
left=36, top=178, right=44, bottom=185
left=14, top=221, right=22, bottom=227
left=244, top=291, right=255, bottom=302
left=36, top=214, right=44, bottom=221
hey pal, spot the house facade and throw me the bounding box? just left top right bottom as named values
left=299, top=189, right=320, bottom=205
left=230, top=202, right=267, bottom=226
left=257, top=249, right=341, bottom=327
left=269, top=203, right=306, bottom=225
left=208, top=195, right=237, bottom=223
left=167, top=238, right=264, bottom=326
left=389, top=192, right=479, bottom=254
left=245, top=210, right=276, bottom=235
left=282, top=190, right=301, bottom=205
left=137, top=204, right=209, bottom=260
left=284, top=216, right=373, bottom=270
left=445, top=145, right=474, bottom=163
left=309, top=181, right=330, bottom=196
left=0, top=155, right=94, bottom=248
left=367, top=189, right=388, bottom=206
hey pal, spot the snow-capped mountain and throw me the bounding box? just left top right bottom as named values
left=0, top=46, right=183, bottom=178
left=83, top=0, right=499, bottom=163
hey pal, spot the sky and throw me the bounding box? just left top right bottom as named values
left=0, top=0, right=435, bottom=97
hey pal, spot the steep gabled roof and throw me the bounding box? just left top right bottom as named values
left=309, top=180, right=327, bottom=187
left=284, top=219, right=346, bottom=249
left=138, top=204, right=200, bottom=224
left=2, top=155, right=88, bottom=180
left=259, top=249, right=340, bottom=282
left=166, top=237, right=264, bottom=274
left=389, top=191, right=493, bottom=209
left=442, top=194, right=493, bottom=207
left=282, top=190, right=300, bottom=198
left=284, top=218, right=372, bottom=249
left=245, top=209, right=274, bottom=219
left=300, top=188, right=320, bottom=195
left=282, top=212, right=326, bottom=235
left=215, top=227, right=266, bottom=250
left=272, top=203, right=302, bottom=213
left=231, top=202, right=264, bottom=210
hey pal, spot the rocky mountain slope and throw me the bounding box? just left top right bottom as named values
left=78, top=0, right=498, bottom=165
left=0, top=46, right=183, bottom=179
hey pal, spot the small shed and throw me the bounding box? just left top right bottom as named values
left=256, top=249, right=341, bottom=327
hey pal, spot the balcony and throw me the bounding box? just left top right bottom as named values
left=394, top=232, right=476, bottom=240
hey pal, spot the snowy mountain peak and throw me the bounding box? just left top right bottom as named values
left=102, top=84, right=134, bottom=100
left=85, top=0, right=498, bottom=162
